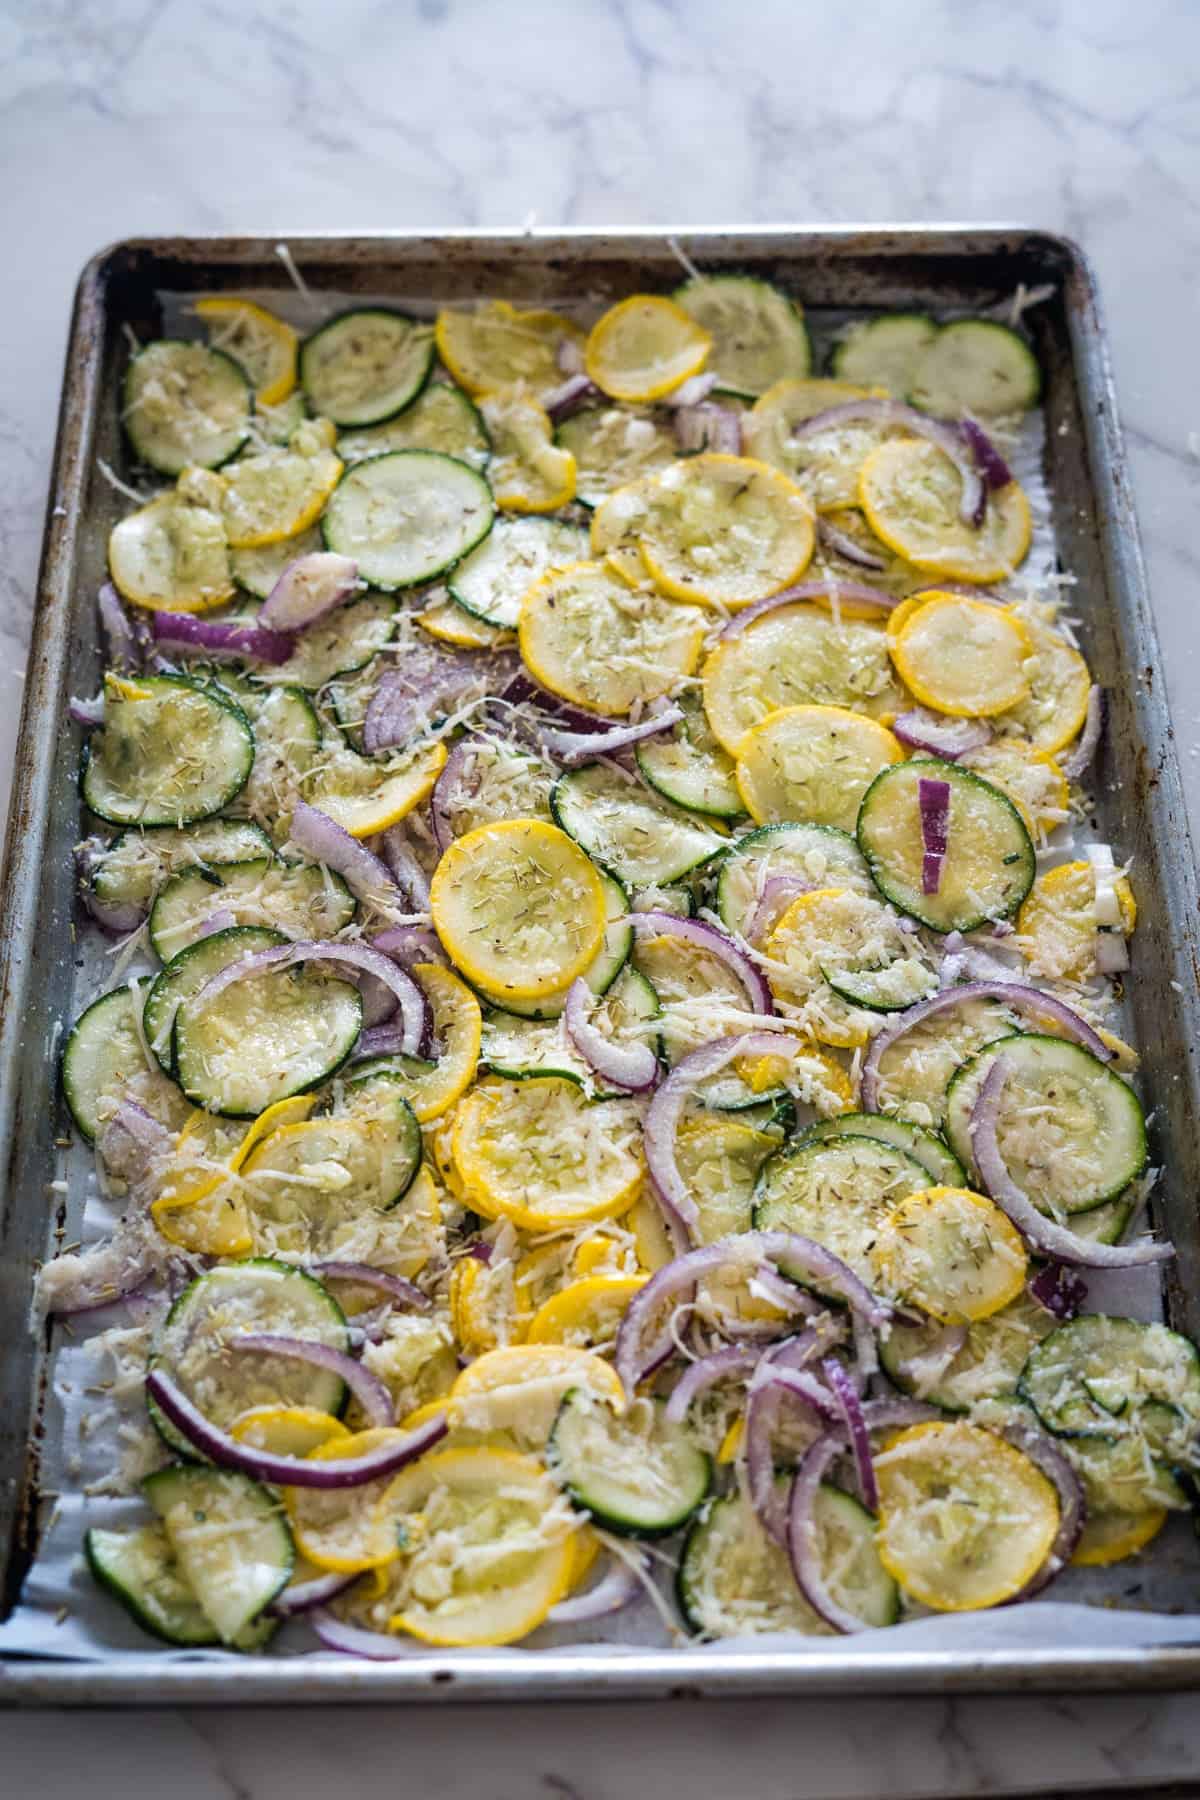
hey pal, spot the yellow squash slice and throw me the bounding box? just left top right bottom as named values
left=735, top=704, right=903, bottom=830
left=959, top=739, right=1070, bottom=838
left=859, top=438, right=1032, bottom=583
left=478, top=388, right=576, bottom=512
left=1004, top=609, right=1093, bottom=753
left=765, top=885, right=930, bottom=1049
left=744, top=377, right=894, bottom=513
left=637, top=454, right=814, bottom=608
left=195, top=296, right=298, bottom=406
left=372, top=963, right=482, bottom=1123
left=871, top=1186, right=1028, bottom=1323
left=220, top=419, right=343, bottom=549
left=1071, top=1508, right=1168, bottom=1567
left=890, top=592, right=1033, bottom=717
left=417, top=594, right=515, bottom=650
left=308, top=738, right=447, bottom=838
left=450, top=1344, right=626, bottom=1448
left=519, top=560, right=706, bottom=717
left=1016, top=858, right=1137, bottom=983
left=285, top=1429, right=417, bottom=1573
left=585, top=295, right=711, bottom=402
left=435, top=300, right=585, bottom=402
left=452, top=1076, right=644, bottom=1230
left=524, top=1275, right=648, bottom=1350
left=108, top=485, right=233, bottom=613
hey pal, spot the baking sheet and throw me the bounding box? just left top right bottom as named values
left=4, top=229, right=1200, bottom=1700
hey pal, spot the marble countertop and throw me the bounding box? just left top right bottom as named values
left=2, top=0, right=1200, bottom=1792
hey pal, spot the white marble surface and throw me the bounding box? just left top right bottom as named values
left=2, top=0, right=1200, bottom=1791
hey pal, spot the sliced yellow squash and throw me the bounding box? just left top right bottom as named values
left=735, top=704, right=903, bottom=830
left=519, top=560, right=706, bottom=717
left=871, top=1186, right=1028, bottom=1324
left=585, top=295, right=711, bottom=402
left=195, top=296, right=298, bottom=406
left=478, top=388, right=576, bottom=512
left=859, top=438, right=1032, bottom=583
left=452, top=1076, right=643, bottom=1230
left=435, top=300, right=585, bottom=401
left=637, top=453, right=814, bottom=608
left=890, top=592, right=1033, bottom=717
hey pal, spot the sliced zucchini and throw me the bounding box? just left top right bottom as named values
left=1065, top=1433, right=1190, bottom=1518
left=555, top=405, right=677, bottom=506
left=943, top=1033, right=1148, bottom=1215
left=123, top=340, right=250, bottom=475
left=61, top=986, right=159, bottom=1144
left=143, top=1465, right=294, bottom=1644
left=82, top=675, right=254, bottom=829
left=856, top=758, right=1036, bottom=933
left=148, top=858, right=355, bottom=961
left=255, top=391, right=310, bottom=447
left=673, top=274, right=812, bottom=396
left=715, top=821, right=871, bottom=937
left=879, top=1288, right=1054, bottom=1414
left=752, top=1134, right=932, bottom=1287
left=678, top=1481, right=897, bottom=1638
left=175, top=958, right=363, bottom=1116
left=230, top=523, right=324, bottom=600
left=830, top=314, right=938, bottom=395
left=299, top=308, right=435, bottom=428
left=88, top=818, right=272, bottom=917
left=549, top=1390, right=711, bottom=1536
left=322, top=450, right=493, bottom=590
left=763, top=885, right=938, bottom=1048
left=482, top=870, right=633, bottom=1019
left=551, top=761, right=724, bottom=887
left=909, top=319, right=1041, bottom=417
left=635, top=692, right=742, bottom=819
left=449, top=516, right=588, bottom=629
left=631, top=927, right=764, bottom=1095
left=143, top=925, right=287, bottom=1073
left=257, top=593, right=395, bottom=690
left=337, top=382, right=490, bottom=470
left=86, top=1521, right=277, bottom=1649
left=149, top=1258, right=349, bottom=1454
left=872, top=992, right=1027, bottom=1130
left=631, top=881, right=695, bottom=917
left=324, top=659, right=379, bottom=753
left=1018, top=1316, right=1200, bottom=1442
left=797, top=1112, right=965, bottom=1187
left=223, top=681, right=323, bottom=822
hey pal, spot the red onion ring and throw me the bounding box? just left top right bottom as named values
left=959, top=416, right=1014, bottom=490
left=970, top=1055, right=1171, bottom=1267
left=259, top=552, right=358, bottom=631
left=643, top=1032, right=787, bottom=1235
left=230, top=1332, right=395, bottom=1428
left=145, top=1368, right=445, bottom=1487
left=632, top=912, right=773, bottom=1016
left=821, top=1355, right=877, bottom=1509
left=1061, top=686, right=1105, bottom=782
left=76, top=840, right=145, bottom=934
left=746, top=874, right=814, bottom=945
left=563, top=977, right=659, bottom=1092
left=380, top=824, right=431, bottom=909
left=289, top=800, right=401, bottom=907
left=1001, top=1421, right=1087, bottom=1599
left=190, top=938, right=429, bottom=1056
left=363, top=646, right=519, bottom=756
left=312, top=1609, right=412, bottom=1658
left=743, top=1320, right=845, bottom=1543
left=1027, top=1261, right=1088, bottom=1320
left=718, top=580, right=901, bottom=641
left=673, top=403, right=742, bottom=456
left=546, top=1552, right=644, bottom=1624
left=98, top=581, right=141, bottom=668
left=268, top=1568, right=357, bottom=1618
left=664, top=1344, right=760, bottom=1424
left=69, top=692, right=106, bottom=727
left=860, top=981, right=1112, bottom=1112
left=816, top=516, right=887, bottom=571
left=310, top=1262, right=431, bottom=1312
left=370, top=924, right=447, bottom=968
left=543, top=372, right=598, bottom=423
left=666, top=372, right=718, bottom=408
left=918, top=774, right=951, bottom=896
left=892, top=708, right=992, bottom=760
left=150, top=611, right=297, bottom=664
left=788, top=399, right=987, bottom=527
left=537, top=704, right=684, bottom=765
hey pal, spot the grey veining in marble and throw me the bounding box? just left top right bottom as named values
left=2, top=0, right=1200, bottom=1793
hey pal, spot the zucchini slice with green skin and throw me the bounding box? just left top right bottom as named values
left=943, top=1033, right=1148, bottom=1215
left=299, top=308, right=435, bottom=428
left=321, top=450, right=494, bottom=591
left=143, top=1465, right=294, bottom=1644
left=753, top=1134, right=933, bottom=1288
left=1018, top=1316, right=1200, bottom=1443
left=449, top=516, right=588, bottom=629
left=175, top=959, right=363, bottom=1116
left=123, top=340, right=251, bottom=475
left=223, top=682, right=323, bottom=819
left=555, top=405, right=677, bottom=507
left=796, top=1111, right=965, bottom=1187
left=830, top=314, right=938, bottom=395
left=230, top=524, right=324, bottom=600
left=630, top=882, right=695, bottom=917
left=481, top=965, right=659, bottom=1090
left=85, top=1521, right=277, bottom=1649
left=821, top=956, right=938, bottom=1013
left=551, top=761, right=724, bottom=888
left=716, top=822, right=872, bottom=937
left=549, top=1389, right=711, bottom=1537
left=257, top=593, right=396, bottom=691
left=677, top=1481, right=898, bottom=1638
left=60, top=986, right=165, bottom=1144
left=143, top=924, right=288, bottom=1073
left=149, top=1258, right=350, bottom=1456
left=856, top=758, right=1035, bottom=933
left=338, top=381, right=490, bottom=469
left=148, top=858, right=355, bottom=962
left=82, top=675, right=255, bottom=829
left=1065, top=1431, right=1190, bottom=1515
left=879, top=1289, right=1055, bottom=1414
left=909, top=319, right=1041, bottom=418
left=89, top=819, right=273, bottom=915
left=673, top=274, right=812, bottom=395
left=635, top=695, right=743, bottom=819
left=475, top=870, right=633, bottom=1019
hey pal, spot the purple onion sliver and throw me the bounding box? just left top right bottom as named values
left=1028, top=1261, right=1088, bottom=1321
left=563, top=978, right=659, bottom=1093
left=641, top=1033, right=786, bottom=1238
left=150, top=611, right=296, bottom=665
left=718, top=580, right=900, bottom=641
left=673, top=402, right=741, bottom=456
left=666, top=371, right=719, bottom=408
left=664, top=1344, right=760, bottom=1425
left=631, top=913, right=773, bottom=1016
left=959, top=416, right=1014, bottom=490
left=289, top=800, right=401, bottom=907
left=538, top=705, right=682, bottom=765
left=543, top=372, right=598, bottom=423
left=230, top=1333, right=395, bottom=1428
left=69, top=693, right=106, bottom=728
left=268, top=1569, right=357, bottom=1618
left=788, top=398, right=986, bottom=528
left=892, top=708, right=991, bottom=760
left=1061, top=686, right=1105, bottom=782
left=190, top=937, right=428, bottom=1057
left=370, top=924, right=447, bottom=969
left=260, top=552, right=358, bottom=632
left=816, top=516, right=887, bottom=572
left=312, top=1609, right=413, bottom=1659
left=821, top=1355, right=877, bottom=1509
left=380, top=824, right=431, bottom=909
left=1002, top=1421, right=1087, bottom=1600
left=918, top=775, right=951, bottom=897
left=97, top=582, right=140, bottom=668
left=546, top=1553, right=643, bottom=1625
left=311, top=1262, right=431, bottom=1312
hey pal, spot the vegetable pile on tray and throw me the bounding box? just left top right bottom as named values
left=48, top=273, right=1198, bottom=1656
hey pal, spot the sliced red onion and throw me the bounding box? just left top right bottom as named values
left=674, top=402, right=741, bottom=456
left=1002, top=1421, right=1087, bottom=1599
left=746, top=874, right=814, bottom=945
left=918, top=775, right=951, bottom=896
left=230, top=1332, right=395, bottom=1427
left=98, top=1098, right=174, bottom=1177
left=1028, top=1261, right=1088, bottom=1321
left=816, top=516, right=887, bottom=571
left=268, top=1568, right=357, bottom=1618
left=546, top=1552, right=643, bottom=1624
left=145, top=1368, right=445, bottom=1487
left=543, top=372, right=598, bottom=423
left=1061, top=686, right=1105, bottom=782
left=289, top=800, right=401, bottom=907
left=556, top=337, right=586, bottom=378
left=719, top=581, right=901, bottom=644
left=357, top=971, right=399, bottom=1028
left=788, top=400, right=986, bottom=528
left=743, top=1320, right=844, bottom=1543
left=960, top=416, right=1014, bottom=490
left=787, top=1400, right=942, bottom=1632
left=750, top=1363, right=839, bottom=1421
left=191, top=938, right=428, bottom=1056
left=380, top=824, right=431, bottom=909
left=259, top=552, right=358, bottom=631
left=632, top=913, right=773, bottom=1016
left=893, top=708, right=992, bottom=760
left=666, top=371, right=719, bottom=408
left=748, top=1262, right=822, bottom=1320
left=363, top=645, right=518, bottom=755
left=821, top=1356, right=877, bottom=1509
left=370, top=923, right=447, bottom=968
left=150, top=611, right=296, bottom=664
left=98, top=581, right=140, bottom=668
left=642, top=1032, right=786, bottom=1235
left=311, top=1262, right=431, bottom=1312
left=970, top=1056, right=1172, bottom=1267
left=70, top=691, right=106, bottom=727
left=194, top=906, right=238, bottom=942
left=563, top=977, right=658, bottom=1092
left=352, top=1022, right=425, bottom=1060
left=537, top=704, right=683, bottom=766
left=664, top=1344, right=760, bottom=1424
left=76, top=840, right=145, bottom=934
left=860, top=981, right=1111, bottom=1112
left=429, top=739, right=477, bottom=851
left=312, top=1609, right=412, bottom=1659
